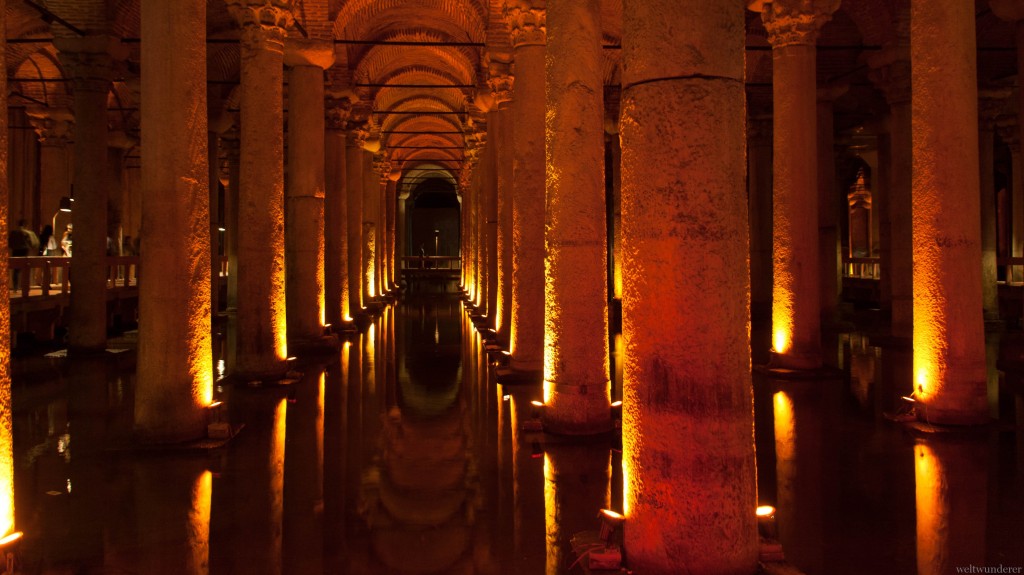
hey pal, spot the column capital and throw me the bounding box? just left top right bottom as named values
left=26, top=107, right=75, bottom=147
left=226, top=0, right=294, bottom=51
left=55, top=35, right=128, bottom=92
left=325, top=95, right=352, bottom=130
left=487, top=74, right=514, bottom=104
left=749, top=0, right=839, bottom=48
left=284, top=38, right=335, bottom=69
left=347, top=123, right=369, bottom=147
left=867, top=55, right=911, bottom=106
left=979, top=88, right=1012, bottom=130
left=503, top=1, right=546, bottom=48
left=990, top=0, right=1024, bottom=23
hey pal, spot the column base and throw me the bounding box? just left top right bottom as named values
left=913, top=400, right=991, bottom=427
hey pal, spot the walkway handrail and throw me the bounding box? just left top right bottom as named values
left=842, top=255, right=880, bottom=280
left=399, top=255, right=462, bottom=270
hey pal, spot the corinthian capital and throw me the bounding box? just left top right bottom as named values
left=503, top=1, right=546, bottom=47
left=749, top=0, right=839, bottom=48
left=226, top=0, right=294, bottom=50
left=488, top=74, right=514, bottom=104
left=26, top=107, right=74, bottom=147
left=325, top=95, right=352, bottom=130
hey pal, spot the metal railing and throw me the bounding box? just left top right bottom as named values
left=400, top=255, right=461, bottom=270
left=843, top=256, right=880, bottom=280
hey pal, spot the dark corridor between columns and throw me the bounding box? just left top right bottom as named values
left=7, top=294, right=1024, bottom=574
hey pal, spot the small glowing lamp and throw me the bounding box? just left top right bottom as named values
left=598, top=509, right=626, bottom=543
left=611, top=401, right=622, bottom=408
left=530, top=400, right=545, bottom=408
left=0, top=532, right=23, bottom=547
left=756, top=505, right=777, bottom=539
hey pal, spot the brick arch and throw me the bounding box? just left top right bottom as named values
left=333, top=0, right=487, bottom=43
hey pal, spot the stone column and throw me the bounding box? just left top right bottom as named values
left=474, top=128, right=491, bottom=314
left=748, top=115, right=773, bottom=322
left=26, top=108, right=74, bottom=229
left=755, top=0, right=839, bottom=369
left=606, top=89, right=623, bottom=303
left=285, top=40, right=334, bottom=342
left=57, top=37, right=126, bottom=353
left=621, top=1, right=757, bottom=572
left=385, top=172, right=399, bottom=291
left=542, top=0, right=610, bottom=435
left=135, top=0, right=212, bottom=442
left=223, top=127, right=241, bottom=312
left=0, top=0, right=14, bottom=540
left=870, top=48, right=914, bottom=339
left=397, top=189, right=409, bottom=285
left=324, top=96, right=351, bottom=327
left=485, top=109, right=501, bottom=327
left=227, top=0, right=292, bottom=379
left=362, top=151, right=379, bottom=301
left=998, top=119, right=1024, bottom=284
left=504, top=1, right=546, bottom=374
left=208, top=131, right=221, bottom=315
left=910, top=0, right=988, bottom=424
left=990, top=0, right=1024, bottom=283
left=979, top=91, right=1008, bottom=320
left=346, top=125, right=367, bottom=316
left=107, top=131, right=134, bottom=254
left=492, top=76, right=515, bottom=342
left=818, top=83, right=847, bottom=327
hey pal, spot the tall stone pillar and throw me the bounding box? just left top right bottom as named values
left=755, top=0, right=839, bottom=370
left=324, top=96, right=351, bottom=327
left=505, top=1, right=546, bottom=374
left=208, top=131, right=221, bottom=314
left=990, top=0, right=1024, bottom=284
left=57, top=36, right=125, bottom=353
left=474, top=127, right=491, bottom=314
left=978, top=91, right=1008, bottom=320
left=485, top=103, right=502, bottom=327
left=223, top=127, right=241, bottom=312
left=542, top=0, right=610, bottom=435
left=345, top=126, right=367, bottom=318
left=385, top=172, right=399, bottom=291
left=910, top=0, right=988, bottom=424
left=622, top=1, right=757, bottom=572
left=362, top=151, right=379, bottom=301
left=998, top=119, right=1024, bottom=284
left=493, top=77, right=515, bottom=342
left=870, top=48, right=914, bottom=339
left=397, top=189, right=409, bottom=285
left=0, top=0, right=15, bottom=540
left=748, top=115, right=773, bottom=322
left=26, top=108, right=74, bottom=230
left=227, top=0, right=292, bottom=379
left=285, top=41, right=334, bottom=342
left=817, top=84, right=847, bottom=327
left=605, top=89, right=623, bottom=303
left=135, top=0, right=212, bottom=442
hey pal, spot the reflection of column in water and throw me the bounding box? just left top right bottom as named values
left=543, top=444, right=611, bottom=575
left=510, top=392, right=546, bottom=573
left=914, top=437, right=987, bottom=575
left=496, top=384, right=514, bottom=559
left=322, top=349, right=348, bottom=573
left=386, top=307, right=397, bottom=408
left=283, top=370, right=325, bottom=574
left=348, top=333, right=364, bottom=516
left=772, top=387, right=824, bottom=573
left=218, top=395, right=287, bottom=575
left=985, top=332, right=1001, bottom=417
left=124, top=459, right=211, bottom=575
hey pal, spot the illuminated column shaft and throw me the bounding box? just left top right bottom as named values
left=26, top=108, right=73, bottom=225
left=362, top=151, right=377, bottom=300
left=998, top=122, right=1023, bottom=283
left=818, top=85, right=845, bottom=326
left=621, top=1, right=757, bottom=572
left=911, top=0, right=988, bottom=424
left=486, top=109, right=501, bottom=324
left=0, top=0, right=14, bottom=539
left=385, top=177, right=397, bottom=290
left=543, top=0, right=610, bottom=434
left=136, top=0, right=211, bottom=441
left=478, top=139, right=491, bottom=313
left=346, top=127, right=366, bottom=315
left=133, top=461, right=211, bottom=575
left=224, top=131, right=241, bottom=311
left=870, top=54, right=913, bottom=339
left=978, top=91, right=1006, bottom=320
left=759, top=0, right=838, bottom=369
left=748, top=116, right=773, bottom=321
left=58, top=38, right=121, bottom=353
left=324, top=98, right=350, bottom=326
left=208, top=132, right=221, bottom=315
left=506, top=3, right=546, bottom=373
left=229, top=0, right=292, bottom=378
left=495, top=92, right=514, bottom=340
left=285, top=45, right=332, bottom=340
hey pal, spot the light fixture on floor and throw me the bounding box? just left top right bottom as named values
left=207, top=401, right=230, bottom=439
left=569, top=510, right=624, bottom=571
left=757, top=505, right=784, bottom=562
left=0, top=531, right=23, bottom=575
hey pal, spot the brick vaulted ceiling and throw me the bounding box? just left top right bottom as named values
left=2, top=0, right=1020, bottom=183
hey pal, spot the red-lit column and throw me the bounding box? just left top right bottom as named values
left=361, top=151, right=378, bottom=302
left=227, top=0, right=292, bottom=379
left=998, top=119, right=1024, bottom=284
left=818, top=84, right=846, bottom=327
left=493, top=75, right=515, bottom=342
left=0, top=0, right=15, bottom=540
left=869, top=48, right=913, bottom=339
left=57, top=37, right=125, bottom=353
left=910, top=0, right=988, bottom=424
left=135, top=0, right=212, bottom=441
left=325, top=96, right=351, bottom=328
left=223, top=127, right=241, bottom=313
left=385, top=171, right=399, bottom=291
left=621, top=1, right=757, bottom=572
left=478, top=127, right=493, bottom=315
left=755, top=0, right=839, bottom=369
left=748, top=116, right=773, bottom=323
left=25, top=108, right=74, bottom=227
left=285, top=41, right=333, bottom=342
left=505, top=1, right=546, bottom=374
left=978, top=91, right=1007, bottom=320
left=542, top=0, right=610, bottom=435
left=346, top=125, right=367, bottom=317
